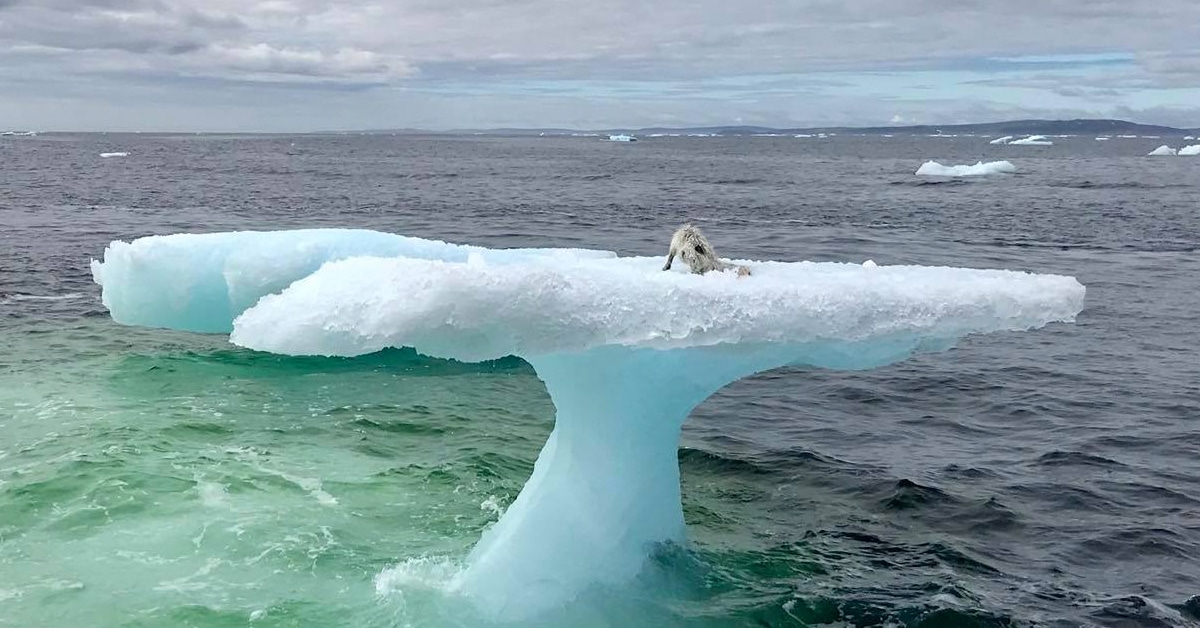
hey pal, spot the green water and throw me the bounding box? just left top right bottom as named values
left=1, top=318, right=560, bottom=627
left=0, top=319, right=901, bottom=627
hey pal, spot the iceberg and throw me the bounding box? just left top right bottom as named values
left=988, top=135, right=1013, bottom=145
left=1148, top=145, right=1177, bottom=156
left=100, top=152, right=129, bottom=157
left=606, top=134, right=637, bottom=142
left=1178, top=144, right=1200, bottom=156
left=1009, top=135, right=1053, bottom=146
left=915, top=160, right=1016, bottom=177
left=91, top=229, right=1085, bottom=620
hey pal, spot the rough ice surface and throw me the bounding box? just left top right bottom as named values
left=1179, top=144, right=1200, bottom=156
left=90, top=229, right=614, bottom=333
left=93, top=230, right=1086, bottom=621
left=1148, top=145, right=1177, bottom=156
left=915, top=160, right=1015, bottom=177
left=988, top=135, right=1013, bottom=145
left=1010, top=135, right=1054, bottom=146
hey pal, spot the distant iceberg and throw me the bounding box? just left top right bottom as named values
left=92, top=228, right=1085, bottom=621
left=1147, top=145, right=1177, bottom=156
left=1179, top=145, right=1200, bottom=156
left=100, top=152, right=129, bottom=158
left=915, top=160, right=1016, bottom=177
left=1095, top=137, right=1111, bottom=141
left=989, top=136, right=1013, bottom=145
left=606, top=134, right=637, bottom=142
left=1009, top=135, right=1053, bottom=146
left=1185, top=136, right=1195, bottom=140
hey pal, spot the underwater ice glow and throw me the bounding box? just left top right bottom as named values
left=91, top=229, right=1086, bottom=620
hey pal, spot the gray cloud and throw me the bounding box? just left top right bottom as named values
left=1138, top=52, right=1200, bottom=87
left=0, top=4, right=243, bottom=59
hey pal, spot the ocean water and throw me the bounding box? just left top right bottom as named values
left=2, top=132, right=1199, bottom=627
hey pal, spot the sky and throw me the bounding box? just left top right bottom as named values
left=1, top=0, right=1199, bottom=132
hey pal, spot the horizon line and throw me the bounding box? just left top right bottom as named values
left=4, top=117, right=1198, bottom=135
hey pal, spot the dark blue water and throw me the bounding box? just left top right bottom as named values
left=2, top=133, right=1199, bottom=627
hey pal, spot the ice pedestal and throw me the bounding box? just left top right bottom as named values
left=456, top=340, right=923, bottom=617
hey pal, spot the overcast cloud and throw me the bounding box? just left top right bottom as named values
left=1, top=0, right=1198, bottom=130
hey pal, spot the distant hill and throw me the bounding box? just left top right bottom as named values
left=803, top=119, right=1192, bottom=137
left=386, top=119, right=1195, bottom=137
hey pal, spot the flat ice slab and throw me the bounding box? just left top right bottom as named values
left=916, top=160, right=1015, bottom=177
left=1010, top=135, right=1053, bottom=146
left=230, top=254, right=1082, bottom=363
left=91, top=229, right=614, bottom=333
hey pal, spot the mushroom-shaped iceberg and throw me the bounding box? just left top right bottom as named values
left=91, top=229, right=1085, bottom=620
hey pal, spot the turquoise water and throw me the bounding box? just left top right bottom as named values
left=1, top=318, right=844, bottom=627
left=1, top=318, right=555, bottom=626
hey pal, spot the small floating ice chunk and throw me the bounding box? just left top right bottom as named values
left=915, top=160, right=1016, bottom=177
left=1178, top=144, right=1200, bottom=156
left=1095, top=137, right=1110, bottom=141
left=1147, top=145, right=1177, bottom=156
left=862, top=260, right=878, bottom=268
left=100, top=152, right=129, bottom=158
left=989, top=135, right=1013, bottom=145
left=1009, top=135, right=1053, bottom=146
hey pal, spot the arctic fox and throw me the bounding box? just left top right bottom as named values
left=662, top=224, right=750, bottom=277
